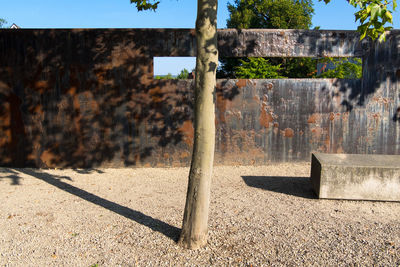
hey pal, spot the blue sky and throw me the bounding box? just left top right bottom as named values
left=2, top=0, right=399, bottom=75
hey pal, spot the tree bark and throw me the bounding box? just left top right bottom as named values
left=178, top=0, right=218, bottom=249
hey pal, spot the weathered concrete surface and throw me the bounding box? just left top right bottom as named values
left=311, top=153, right=400, bottom=201
left=215, top=78, right=399, bottom=164
left=0, top=29, right=399, bottom=167
left=218, top=29, right=370, bottom=57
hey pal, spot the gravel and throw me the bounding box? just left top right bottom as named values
left=1, top=163, right=399, bottom=266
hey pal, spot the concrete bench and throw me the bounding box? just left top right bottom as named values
left=311, top=153, right=400, bottom=202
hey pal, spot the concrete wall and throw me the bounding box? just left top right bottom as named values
left=0, top=29, right=399, bottom=167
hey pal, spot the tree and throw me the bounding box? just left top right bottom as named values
left=325, top=0, right=397, bottom=42
left=227, top=0, right=313, bottom=29
left=177, top=0, right=218, bottom=249
left=317, top=58, right=362, bottom=79
left=0, top=18, right=7, bottom=28
left=154, top=69, right=193, bottom=79
left=154, top=73, right=175, bottom=79
left=131, top=0, right=218, bottom=249
left=235, top=57, right=285, bottom=78
left=176, top=68, right=191, bottom=79
left=219, top=0, right=316, bottom=79
left=130, top=0, right=395, bottom=250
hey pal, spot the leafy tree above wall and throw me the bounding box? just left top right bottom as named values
left=317, top=58, right=362, bottom=79
left=0, top=18, right=7, bottom=28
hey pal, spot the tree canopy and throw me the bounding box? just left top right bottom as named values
left=227, top=0, right=314, bottom=29
left=234, top=58, right=285, bottom=78
left=325, top=0, right=397, bottom=41
left=316, top=58, right=362, bottom=79
left=0, top=18, right=7, bottom=28
left=155, top=68, right=193, bottom=79
left=130, top=0, right=159, bottom=11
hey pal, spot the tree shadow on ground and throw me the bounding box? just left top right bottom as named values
left=0, top=168, right=22, bottom=185
left=241, top=176, right=316, bottom=199
left=14, top=168, right=180, bottom=241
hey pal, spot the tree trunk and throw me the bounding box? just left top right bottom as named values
left=178, top=0, right=218, bottom=249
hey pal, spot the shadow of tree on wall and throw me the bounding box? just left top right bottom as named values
left=0, top=29, right=242, bottom=168
left=393, top=106, right=400, bottom=122
left=1, top=29, right=399, bottom=168
left=217, top=29, right=400, bottom=158
left=0, top=30, right=191, bottom=168
left=296, top=30, right=399, bottom=113
left=295, top=30, right=400, bottom=154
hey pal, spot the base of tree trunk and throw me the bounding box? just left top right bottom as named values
left=178, top=234, right=207, bottom=250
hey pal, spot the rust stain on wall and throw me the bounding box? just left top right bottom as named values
left=265, top=82, right=273, bottom=91
left=307, top=114, right=319, bottom=124
left=179, top=120, right=194, bottom=146
left=310, top=127, right=324, bottom=140
left=329, top=112, right=335, bottom=121
left=0, top=28, right=399, bottom=167
left=259, top=101, right=274, bottom=128
left=281, top=128, right=294, bottom=138
left=236, top=79, right=247, bottom=88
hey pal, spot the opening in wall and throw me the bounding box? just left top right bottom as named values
left=217, top=57, right=363, bottom=79
left=154, top=57, right=196, bottom=79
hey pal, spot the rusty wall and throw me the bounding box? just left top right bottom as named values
left=0, top=29, right=399, bottom=167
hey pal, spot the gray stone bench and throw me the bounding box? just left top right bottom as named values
left=311, top=153, right=400, bottom=202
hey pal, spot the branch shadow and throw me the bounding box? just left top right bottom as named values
left=241, top=175, right=316, bottom=199
left=0, top=29, right=198, bottom=168
left=16, top=168, right=180, bottom=242
left=393, top=106, right=400, bottom=123
left=297, top=30, right=400, bottom=113
left=0, top=168, right=22, bottom=185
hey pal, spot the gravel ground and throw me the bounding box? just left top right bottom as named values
left=1, top=163, right=400, bottom=266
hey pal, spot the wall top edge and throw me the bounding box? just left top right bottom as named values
left=0, top=28, right=398, bottom=34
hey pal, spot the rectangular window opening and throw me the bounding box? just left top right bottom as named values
left=153, top=57, right=196, bottom=80
left=217, top=57, right=363, bottom=79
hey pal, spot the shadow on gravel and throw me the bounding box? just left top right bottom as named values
left=16, top=168, right=180, bottom=241
left=242, top=176, right=316, bottom=199
left=0, top=168, right=22, bottom=185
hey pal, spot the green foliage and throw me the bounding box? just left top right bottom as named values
left=227, top=0, right=314, bottom=29
left=221, top=56, right=362, bottom=79
left=317, top=58, right=362, bottom=79
left=234, top=58, right=285, bottom=78
left=222, top=0, right=371, bottom=79
left=0, top=18, right=7, bottom=28
left=176, top=68, right=190, bottom=79
left=219, top=57, right=317, bottom=79
left=274, top=57, right=317, bottom=78
left=154, top=69, right=193, bottom=79
left=322, top=0, right=396, bottom=41
left=130, top=0, right=159, bottom=11
left=154, top=73, right=175, bottom=79
left=216, top=58, right=237, bottom=78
